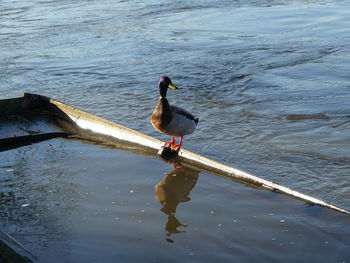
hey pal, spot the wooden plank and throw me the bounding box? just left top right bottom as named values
left=0, top=132, right=71, bottom=152
left=2, top=93, right=350, bottom=214
left=0, top=97, right=32, bottom=115
left=0, top=231, right=33, bottom=263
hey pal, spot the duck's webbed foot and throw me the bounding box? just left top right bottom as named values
left=171, top=136, right=183, bottom=151
left=164, top=136, right=176, bottom=149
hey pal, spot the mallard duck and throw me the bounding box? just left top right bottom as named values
left=151, top=76, right=199, bottom=151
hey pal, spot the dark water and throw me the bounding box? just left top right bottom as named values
left=1, top=0, right=350, bottom=261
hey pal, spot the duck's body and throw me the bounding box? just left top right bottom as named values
left=152, top=100, right=198, bottom=137
left=151, top=77, right=198, bottom=151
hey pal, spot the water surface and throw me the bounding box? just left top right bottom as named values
left=1, top=0, right=350, bottom=261
left=0, top=139, right=349, bottom=262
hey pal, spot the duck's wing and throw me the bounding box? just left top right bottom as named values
left=170, top=105, right=199, bottom=124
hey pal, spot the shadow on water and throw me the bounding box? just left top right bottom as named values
left=155, top=161, right=199, bottom=242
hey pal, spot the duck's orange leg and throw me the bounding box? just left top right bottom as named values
left=172, top=136, right=183, bottom=151
left=164, top=136, right=176, bottom=148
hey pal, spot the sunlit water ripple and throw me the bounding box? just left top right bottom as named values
left=1, top=0, right=350, bottom=209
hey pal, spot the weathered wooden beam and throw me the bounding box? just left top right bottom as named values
left=0, top=132, right=71, bottom=152
left=0, top=231, right=33, bottom=263
left=2, top=93, right=350, bottom=215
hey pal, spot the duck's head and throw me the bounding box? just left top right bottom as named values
left=158, top=76, right=178, bottom=98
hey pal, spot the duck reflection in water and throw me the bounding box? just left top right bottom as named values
left=155, top=162, right=199, bottom=242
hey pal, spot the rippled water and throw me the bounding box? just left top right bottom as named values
left=1, top=138, right=349, bottom=263
left=1, top=0, right=350, bottom=261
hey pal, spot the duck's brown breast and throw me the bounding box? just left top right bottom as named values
left=151, top=97, right=173, bottom=131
